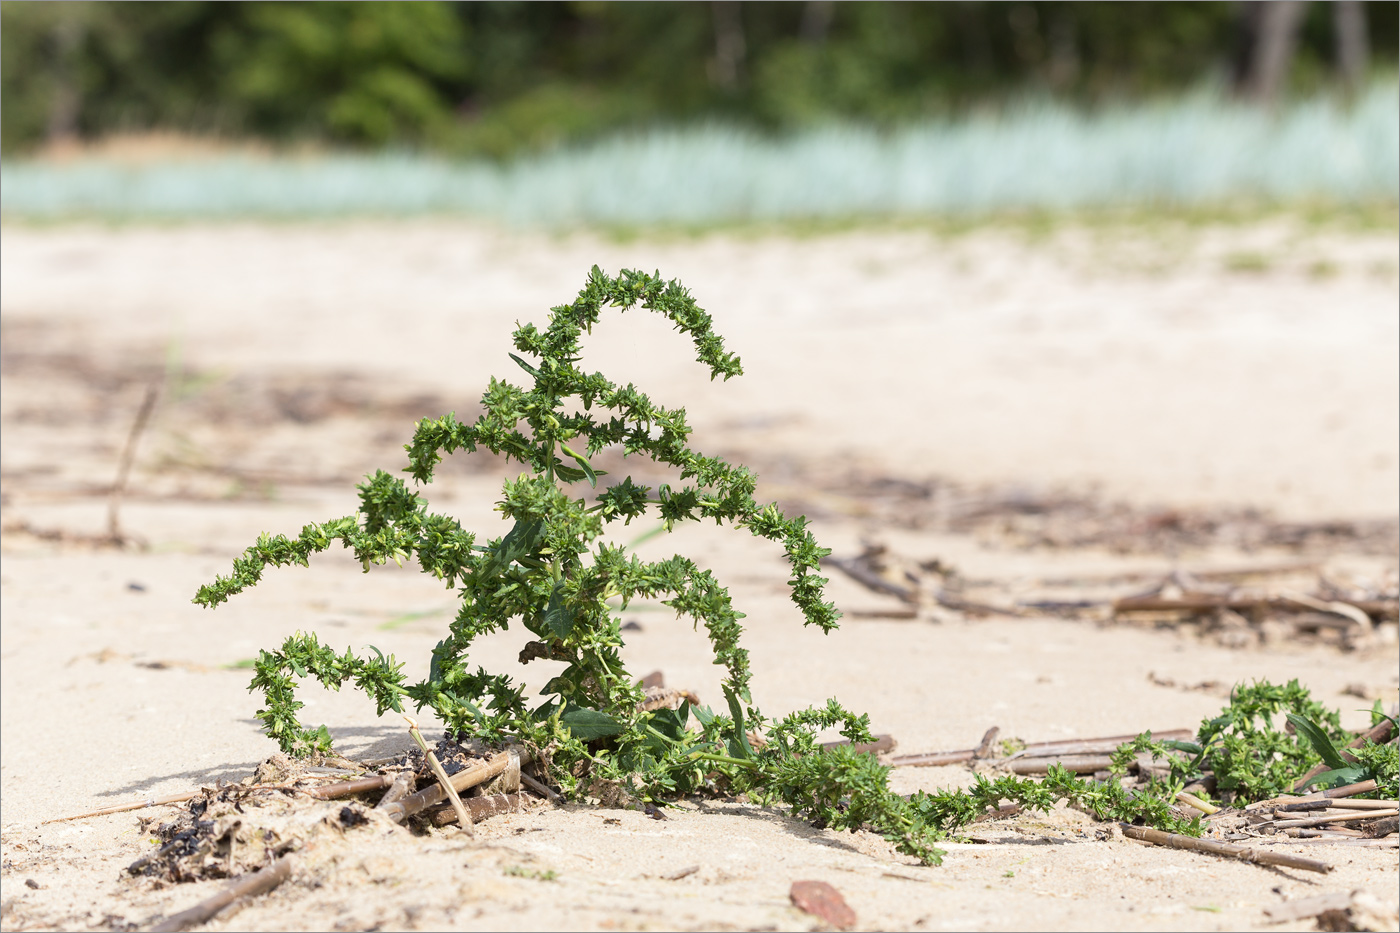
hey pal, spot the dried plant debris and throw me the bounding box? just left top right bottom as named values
left=127, top=784, right=380, bottom=885
left=127, top=744, right=547, bottom=886
left=825, top=541, right=1398, bottom=649
left=778, top=469, right=1400, bottom=557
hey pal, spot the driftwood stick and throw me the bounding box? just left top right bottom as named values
left=382, top=747, right=530, bottom=824
left=1121, top=824, right=1331, bottom=873
left=1176, top=791, right=1219, bottom=815
left=148, top=855, right=295, bottom=933
left=43, top=791, right=201, bottom=824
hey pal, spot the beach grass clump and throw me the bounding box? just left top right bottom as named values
left=6, top=81, right=1396, bottom=226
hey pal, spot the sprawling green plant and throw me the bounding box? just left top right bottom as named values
left=196, top=267, right=1204, bottom=863
left=1107, top=679, right=1397, bottom=803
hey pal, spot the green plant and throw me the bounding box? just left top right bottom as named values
left=195, top=267, right=1201, bottom=864
left=1105, top=679, right=1396, bottom=803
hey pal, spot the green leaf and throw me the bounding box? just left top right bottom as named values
left=560, top=708, right=624, bottom=739
left=544, top=583, right=576, bottom=638
left=508, top=353, right=541, bottom=379
left=1285, top=712, right=1351, bottom=771
left=560, top=444, right=601, bottom=488
left=1302, top=766, right=1369, bottom=790
left=646, top=703, right=690, bottom=743
left=725, top=687, right=754, bottom=760
left=491, top=519, right=544, bottom=568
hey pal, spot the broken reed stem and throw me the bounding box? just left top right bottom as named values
left=148, top=854, right=295, bottom=933
left=44, top=791, right=202, bottom=824
left=1271, top=809, right=1399, bottom=829
left=381, top=747, right=529, bottom=824
left=425, top=792, right=532, bottom=827
left=1121, top=824, right=1331, bottom=873
left=888, top=728, right=1192, bottom=770
left=107, top=382, right=159, bottom=544
left=405, top=716, right=473, bottom=834
left=302, top=774, right=393, bottom=800
left=973, top=727, right=1001, bottom=760
left=519, top=772, right=563, bottom=803
left=1175, top=791, right=1219, bottom=815
left=373, top=770, right=416, bottom=811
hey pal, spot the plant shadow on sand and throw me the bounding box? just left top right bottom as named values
left=92, top=724, right=411, bottom=801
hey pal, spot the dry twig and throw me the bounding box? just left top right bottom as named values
left=1122, top=824, right=1330, bottom=873
left=108, top=383, right=160, bottom=544
left=44, top=791, right=202, bottom=824
left=147, top=855, right=295, bottom=933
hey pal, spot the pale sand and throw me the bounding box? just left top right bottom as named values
left=1, top=217, right=1397, bottom=931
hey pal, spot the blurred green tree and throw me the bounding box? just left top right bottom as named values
left=2, top=0, right=1395, bottom=156
left=213, top=2, right=469, bottom=146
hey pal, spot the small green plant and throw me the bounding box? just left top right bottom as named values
left=1108, top=679, right=1397, bottom=803
left=195, top=267, right=1202, bottom=864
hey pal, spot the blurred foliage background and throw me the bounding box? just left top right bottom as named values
left=3, top=0, right=1396, bottom=157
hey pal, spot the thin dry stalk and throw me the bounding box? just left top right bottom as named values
left=888, top=728, right=1191, bottom=770
left=1262, top=837, right=1397, bottom=848
left=1121, top=824, right=1331, bottom=873
left=889, top=749, right=976, bottom=768
left=147, top=855, right=295, bottom=933
left=1003, top=730, right=1194, bottom=760
left=43, top=791, right=202, bottom=824
left=405, top=716, right=472, bottom=834
left=107, top=383, right=159, bottom=544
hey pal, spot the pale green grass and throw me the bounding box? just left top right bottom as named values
left=3, top=82, right=1395, bottom=228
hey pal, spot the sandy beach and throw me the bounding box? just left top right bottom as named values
left=2, top=216, right=1397, bottom=931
